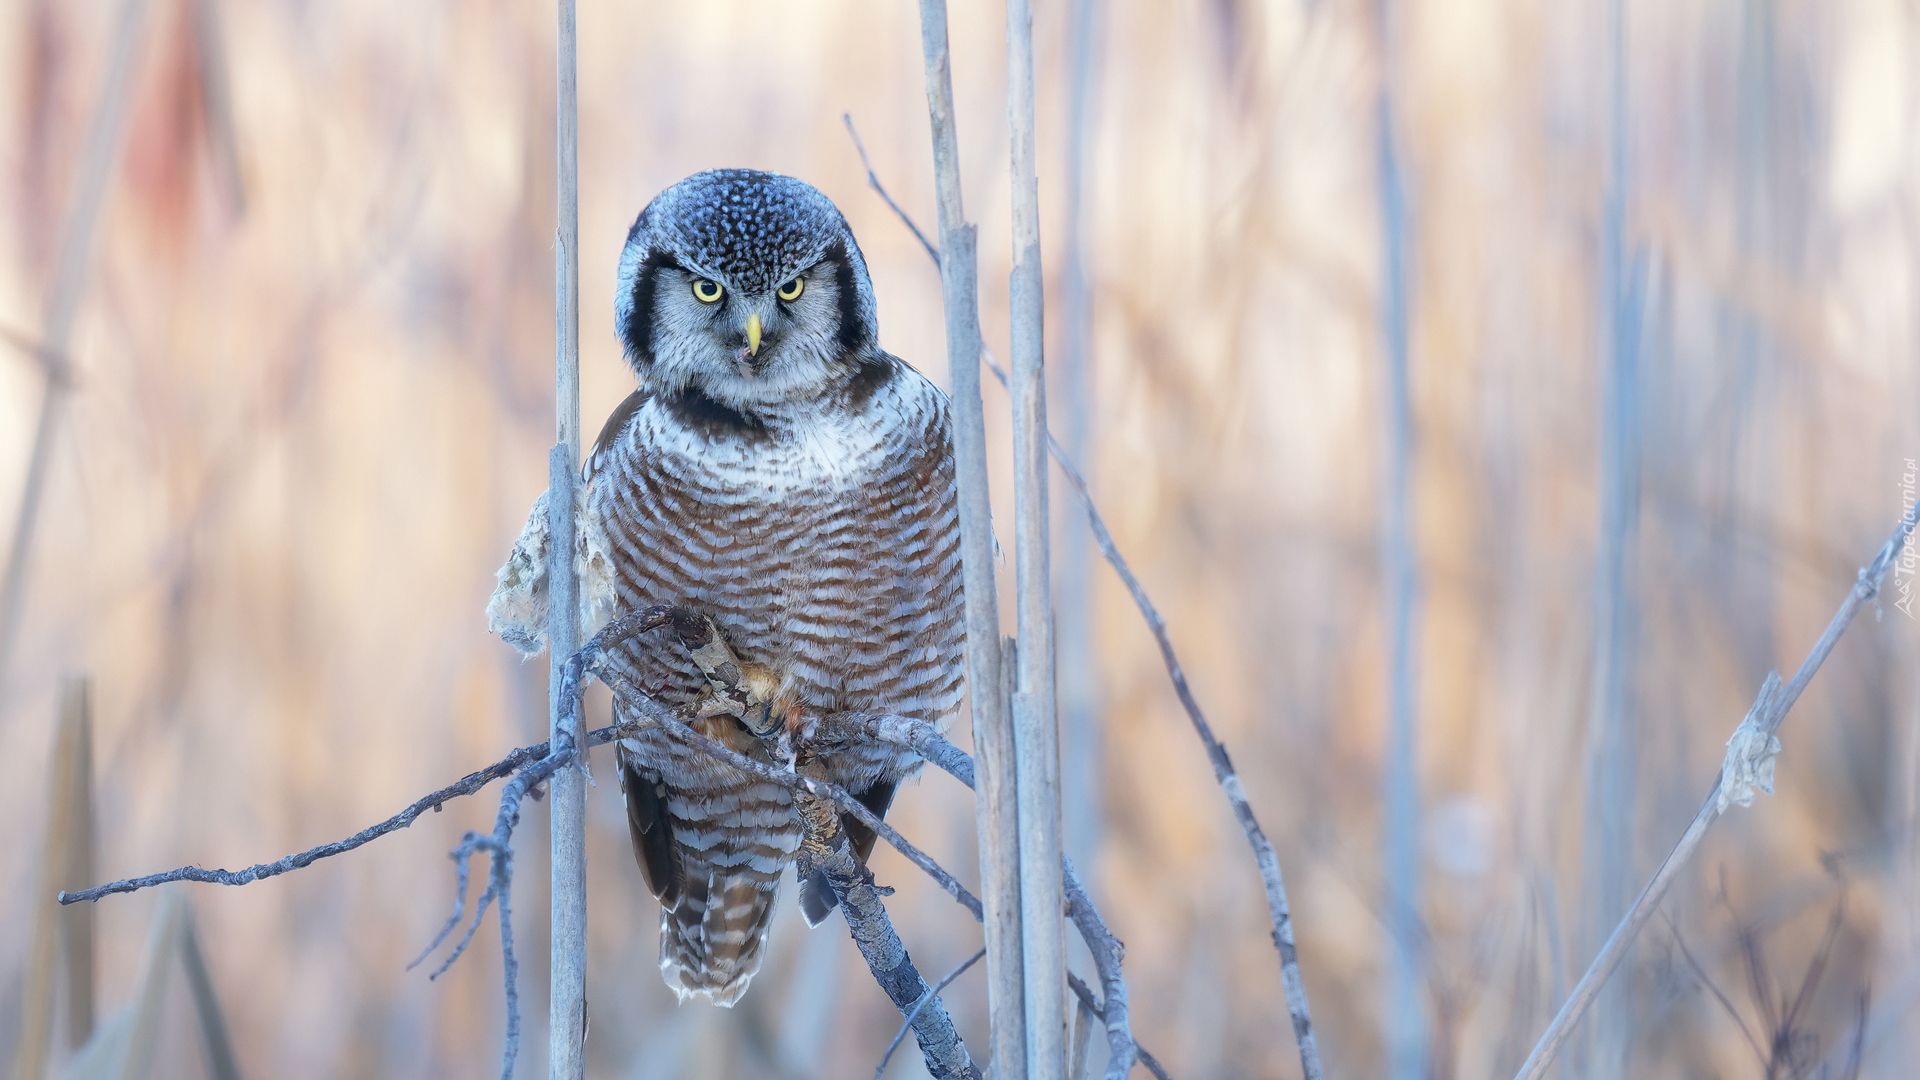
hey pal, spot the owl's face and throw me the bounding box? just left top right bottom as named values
left=616, top=170, right=879, bottom=408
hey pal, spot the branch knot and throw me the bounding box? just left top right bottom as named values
left=1716, top=672, right=1784, bottom=813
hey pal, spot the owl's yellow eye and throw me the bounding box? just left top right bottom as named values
left=691, top=278, right=724, bottom=303
left=776, top=278, right=805, bottom=302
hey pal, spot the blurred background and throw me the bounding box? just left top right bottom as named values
left=3, top=0, right=1919, bottom=1077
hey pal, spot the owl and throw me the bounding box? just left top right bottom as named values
left=487, top=169, right=965, bottom=1006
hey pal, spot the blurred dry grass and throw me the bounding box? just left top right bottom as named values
left=2, top=0, right=1918, bottom=1077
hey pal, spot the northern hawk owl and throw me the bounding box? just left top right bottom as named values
left=488, top=169, right=964, bottom=1005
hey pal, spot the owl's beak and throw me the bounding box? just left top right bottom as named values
left=744, top=312, right=764, bottom=357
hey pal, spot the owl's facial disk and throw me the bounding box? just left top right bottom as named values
left=642, top=259, right=845, bottom=405
left=615, top=170, right=881, bottom=409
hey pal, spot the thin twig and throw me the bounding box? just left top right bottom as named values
left=847, top=125, right=1325, bottom=1080
left=60, top=736, right=566, bottom=904
left=1065, top=976, right=1173, bottom=1080
left=414, top=743, right=563, bottom=1080
left=1661, top=910, right=1767, bottom=1067
left=873, top=947, right=987, bottom=1080
left=69, top=727, right=593, bottom=1080
left=1053, top=416, right=1323, bottom=1079
left=1512, top=513, right=1917, bottom=1080
left=1065, top=859, right=1139, bottom=1080
left=844, top=114, right=939, bottom=264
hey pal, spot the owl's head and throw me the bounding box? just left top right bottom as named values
left=615, top=170, right=879, bottom=408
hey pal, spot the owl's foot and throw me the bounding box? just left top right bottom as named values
left=639, top=604, right=785, bottom=737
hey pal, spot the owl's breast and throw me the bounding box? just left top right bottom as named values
left=589, top=367, right=964, bottom=735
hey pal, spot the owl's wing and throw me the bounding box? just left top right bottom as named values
left=485, top=392, right=647, bottom=653
left=619, top=741, right=683, bottom=905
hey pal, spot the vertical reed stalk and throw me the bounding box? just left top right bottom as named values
left=180, top=909, right=241, bottom=1080
left=119, top=893, right=185, bottom=1080
left=1375, top=0, right=1425, bottom=1074
left=914, top=1, right=1025, bottom=1071
left=1006, top=1, right=1066, bottom=1074
left=547, top=1, right=586, bottom=1076
left=1056, top=0, right=1102, bottom=876
left=59, top=679, right=95, bottom=1052
left=15, top=678, right=94, bottom=1080
left=0, top=0, right=154, bottom=695
left=1581, top=0, right=1640, bottom=1070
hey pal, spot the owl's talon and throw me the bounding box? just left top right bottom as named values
left=741, top=702, right=781, bottom=737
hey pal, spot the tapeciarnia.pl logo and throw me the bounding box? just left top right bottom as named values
left=1897, top=458, right=1917, bottom=620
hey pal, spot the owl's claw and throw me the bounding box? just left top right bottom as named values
left=640, top=604, right=787, bottom=739
left=741, top=701, right=780, bottom=737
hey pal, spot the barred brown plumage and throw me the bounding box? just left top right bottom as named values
left=488, top=169, right=964, bottom=1006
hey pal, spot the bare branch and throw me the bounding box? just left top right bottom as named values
left=1512, top=513, right=1917, bottom=1080
left=412, top=726, right=577, bottom=1080
left=872, top=949, right=986, bottom=1079
left=845, top=129, right=1324, bottom=1080
left=63, top=601, right=1156, bottom=1080
left=850, top=715, right=1168, bottom=1079
left=1046, top=398, right=1323, bottom=1079
left=794, top=760, right=981, bottom=1079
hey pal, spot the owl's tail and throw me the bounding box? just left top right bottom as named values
left=658, top=869, right=782, bottom=1006
left=621, top=732, right=800, bottom=1006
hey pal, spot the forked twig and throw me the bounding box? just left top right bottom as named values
left=1066, top=976, right=1173, bottom=1080
left=1662, top=910, right=1767, bottom=1067
left=1065, top=859, right=1140, bottom=1080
